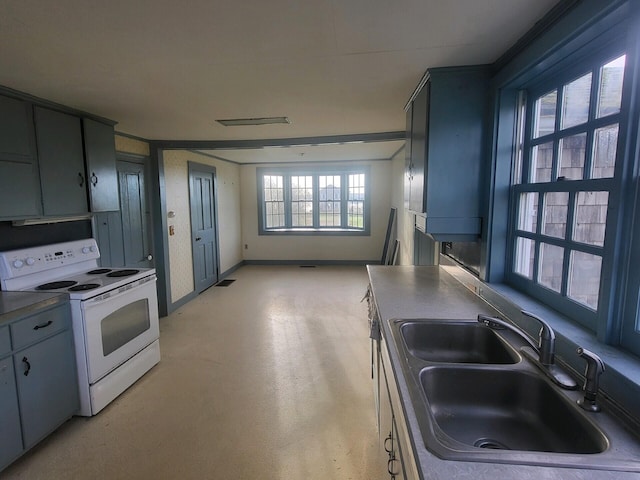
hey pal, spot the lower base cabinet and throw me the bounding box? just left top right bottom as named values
left=0, top=302, right=79, bottom=472
left=0, top=357, right=23, bottom=468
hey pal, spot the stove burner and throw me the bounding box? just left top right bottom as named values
left=36, top=280, right=78, bottom=290
left=87, top=268, right=112, bottom=275
left=68, top=283, right=100, bottom=291
left=107, top=269, right=139, bottom=278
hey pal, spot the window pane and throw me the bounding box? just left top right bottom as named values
left=533, top=90, right=557, bottom=138
left=517, top=192, right=538, bottom=233
left=291, top=176, right=313, bottom=227
left=597, top=55, right=626, bottom=118
left=568, top=251, right=602, bottom=310
left=591, top=124, right=618, bottom=178
left=558, top=133, right=586, bottom=180
left=573, top=191, right=608, bottom=246
left=561, top=72, right=592, bottom=129
left=348, top=173, right=365, bottom=229
left=542, top=192, right=568, bottom=239
left=538, top=243, right=564, bottom=293
left=531, top=142, right=553, bottom=183
left=514, top=237, right=535, bottom=279
left=319, top=175, right=341, bottom=227
left=264, top=175, right=284, bottom=228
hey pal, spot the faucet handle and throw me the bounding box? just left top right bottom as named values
left=521, top=310, right=555, bottom=366
left=577, top=347, right=605, bottom=412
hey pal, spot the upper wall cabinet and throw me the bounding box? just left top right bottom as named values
left=83, top=119, right=119, bottom=212
left=406, top=65, right=490, bottom=241
left=34, top=107, right=88, bottom=216
left=0, top=96, right=42, bottom=218
left=0, top=92, right=119, bottom=220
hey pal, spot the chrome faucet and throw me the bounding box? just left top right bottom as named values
left=477, top=311, right=577, bottom=390
left=576, top=347, right=605, bottom=412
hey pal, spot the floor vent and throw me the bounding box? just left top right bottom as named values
left=299, top=265, right=317, bottom=268
left=215, top=279, right=236, bottom=287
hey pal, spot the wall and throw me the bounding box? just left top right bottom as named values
left=162, top=150, right=242, bottom=304
left=240, top=160, right=392, bottom=263
left=389, top=146, right=415, bottom=265
left=115, top=134, right=150, bottom=156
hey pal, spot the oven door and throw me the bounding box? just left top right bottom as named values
left=81, top=276, right=159, bottom=384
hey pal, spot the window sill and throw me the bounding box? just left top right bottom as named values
left=259, top=228, right=369, bottom=236
left=440, top=255, right=640, bottom=424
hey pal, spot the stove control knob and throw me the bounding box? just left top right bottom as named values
left=82, top=246, right=95, bottom=254
left=13, top=259, right=24, bottom=269
left=25, top=257, right=35, bottom=266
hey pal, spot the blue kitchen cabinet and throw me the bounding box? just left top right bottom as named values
left=0, top=342, right=23, bottom=469
left=0, top=95, right=42, bottom=219
left=406, top=66, right=490, bottom=241
left=83, top=118, right=119, bottom=212
left=0, top=300, right=79, bottom=472
left=35, top=106, right=89, bottom=215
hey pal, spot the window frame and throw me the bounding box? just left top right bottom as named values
left=256, top=166, right=371, bottom=236
left=505, top=42, right=630, bottom=335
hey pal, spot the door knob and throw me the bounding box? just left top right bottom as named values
left=195, top=237, right=202, bottom=241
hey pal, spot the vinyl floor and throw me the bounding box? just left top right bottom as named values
left=2, top=265, right=386, bottom=479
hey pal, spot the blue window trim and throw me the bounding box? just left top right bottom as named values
left=485, top=0, right=640, bottom=356
left=256, top=165, right=371, bottom=236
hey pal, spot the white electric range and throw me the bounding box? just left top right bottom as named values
left=0, top=239, right=160, bottom=416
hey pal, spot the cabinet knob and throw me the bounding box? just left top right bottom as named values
left=78, top=172, right=85, bottom=187
left=388, top=457, right=400, bottom=476
left=91, top=172, right=98, bottom=186
left=147, top=254, right=153, bottom=261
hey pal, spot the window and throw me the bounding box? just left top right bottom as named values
left=257, top=167, right=369, bottom=235
left=508, top=53, right=627, bottom=330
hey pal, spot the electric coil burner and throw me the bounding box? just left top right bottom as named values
left=0, top=239, right=161, bottom=416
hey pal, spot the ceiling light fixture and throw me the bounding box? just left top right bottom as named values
left=216, top=117, right=290, bottom=127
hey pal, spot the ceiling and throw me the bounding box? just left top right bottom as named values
left=0, top=0, right=559, bottom=163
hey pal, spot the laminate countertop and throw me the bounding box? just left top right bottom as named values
left=0, top=291, right=68, bottom=325
left=367, top=265, right=640, bottom=480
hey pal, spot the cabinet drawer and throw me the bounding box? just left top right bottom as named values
left=0, top=326, right=10, bottom=356
left=10, top=305, right=69, bottom=350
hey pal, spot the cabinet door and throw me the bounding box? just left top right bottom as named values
left=409, top=82, right=429, bottom=213
left=83, top=118, right=119, bottom=212
left=0, top=95, right=42, bottom=219
left=35, top=106, right=88, bottom=215
left=15, top=331, right=79, bottom=449
left=0, top=356, right=23, bottom=470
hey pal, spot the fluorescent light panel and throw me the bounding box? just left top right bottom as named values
left=216, top=117, right=290, bottom=126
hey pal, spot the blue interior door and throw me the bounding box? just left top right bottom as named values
left=118, top=160, right=152, bottom=268
left=189, top=165, right=218, bottom=293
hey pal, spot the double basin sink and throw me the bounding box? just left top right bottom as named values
left=389, top=319, right=640, bottom=471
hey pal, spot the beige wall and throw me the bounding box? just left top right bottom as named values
left=390, top=145, right=414, bottom=265
left=115, top=134, right=150, bottom=156
left=240, top=160, right=392, bottom=262
left=162, top=150, right=242, bottom=303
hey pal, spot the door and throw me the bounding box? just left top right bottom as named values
left=82, top=277, right=159, bottom=384
left=118, top=159, right=153, bottom=268
left=189, top=163, right=218, bottom=293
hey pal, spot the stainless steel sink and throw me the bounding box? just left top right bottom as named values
left=388, top=318, right=640, bottom=471
left=400, top=320, right=519, bottom=364
left=420, top=366, right=607, bottom=454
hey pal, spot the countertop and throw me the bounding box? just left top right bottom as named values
left=0, top=291, right=69, bottom=325
left=367, top=265, right=640, bottom=480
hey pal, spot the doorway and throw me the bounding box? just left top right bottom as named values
left=188, top=162, right=219, bottom=293
left=118, top=157, right=153, bottom=268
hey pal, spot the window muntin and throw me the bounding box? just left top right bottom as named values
left=263, top=175, right=285, bottom=228
left=258, top=168, right=368, bottom=234
left=509, top=53, right=626, bottom=324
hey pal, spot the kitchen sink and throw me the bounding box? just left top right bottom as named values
left=420, top=366, right=607, bottom=454
left=387, top=318, right=640, bottom=471
left=400, top=320, right=519, bottom=364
